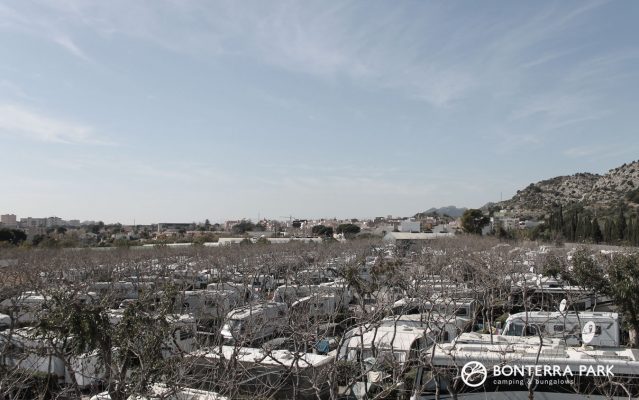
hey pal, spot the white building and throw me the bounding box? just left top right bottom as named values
left=399, top=220, right=421, bottom=233
left=0, top=214, right=17, bottom=227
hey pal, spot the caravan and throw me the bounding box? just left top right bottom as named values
left=501, top=311, right=621, bottom=347
left=273, top=282, right=352, bottom=307
left=174, top=290, right=242, bottom=324
left=392, top=296, right=479, bottom=320
left=220, top=302, right=288, bottom=345
left=0, top=292, right=48, bottom=326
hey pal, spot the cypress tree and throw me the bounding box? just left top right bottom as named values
left=592, top=218, right=603, bottom=244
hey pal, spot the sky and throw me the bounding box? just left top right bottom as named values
left=1, top=1, right=638, bottom=224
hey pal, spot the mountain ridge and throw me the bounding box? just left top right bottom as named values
left=487, top=160, right=639, bottom=217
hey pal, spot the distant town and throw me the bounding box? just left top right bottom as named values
left=0, top=211, right=466, bottom=247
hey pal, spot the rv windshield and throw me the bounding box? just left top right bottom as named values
left=504, top=322, right=525, bottom=336
left=228, top=319, right=243, bottom=333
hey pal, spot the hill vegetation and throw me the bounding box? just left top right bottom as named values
left=488, top=160, right=639, bottom=245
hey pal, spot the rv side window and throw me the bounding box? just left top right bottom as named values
left=554, top=325, right=564, bottom=332
left=525, top=325, right=539, bottom=336
left=455, top=308, right=468, bottom=316
left=505, top=323, right=524, bottom=336
left=595, top=326, right=602, bottom=335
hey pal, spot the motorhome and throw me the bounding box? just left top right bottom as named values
left=90, top=383, right=228, bottom=400
left=290, top=293, right=342, bottom=321
left=0, top=292, right=47, bottom=325
left=273, top=283, right=352, bottom=308
left=411, top=332, right=639, bottom=399
left=338, top=314, right=469, bottom=400
left=108, top=310, right=197, bottom=356
left=206, top=282, right=252, bottom=302
left=0, top=328, right=103, bottom=388
left=293, top=268, right=338, bottom=285
left=392, top=296, right=479, bottom=320
left=90, top=281, right=139, bottom=305
left=187, top=346, right=334, bottom=399
left=250, top=273, right=277, bottom=291
left=510, top=274, right=610, bottom=312
left=220, top=302, right=288, bottom=345
left=174, top=290, right=242, bottom=324
left=501, top=311, right=621, bottom=347
left=172, top=269, right=210, bottom=290
left=338, top=314, right=468, bottom=365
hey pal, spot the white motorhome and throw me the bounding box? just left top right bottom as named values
left=273, top=283, right=352, bottom=308
left=0, top=328, right=103, bottom=387
left=188, top=346, right=334, bottom=399
left=392, top=296, right=479, bottom=320
left=220, top=302, right=288, bottom=345
left=90, top=282, right=139, bottom=305
left=294, top=268, right=338, bottom=284
left=108, top=310, right=197, bottom=357
left=338, top=314, right=468, bottom=400
left=206, top=282, right=252, bottom=302
left=511, top=273, right=610, bottom=311
left=174, top=290, right=241, bottom=323
left=90, top=383, right=228, bottom=400
left=290, top=293, right=341, bottom=320
left=411, top=332, right=639, bottom=399
left=0, top=292, right=47, bottom=325
left=501, top=311, right=621, bottom=347
left=338, top=314, right=468, bottom=365
left=172, top=270, right=210, bottom=290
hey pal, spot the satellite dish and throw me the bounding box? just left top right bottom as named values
left=559, top=299, right=567, bottom=313
left=582, top=321, right=597, bottom=344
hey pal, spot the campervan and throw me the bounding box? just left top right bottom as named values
left=187, top=346, right=333, bottom=399
left=501, top=311, right=621, bottom=347
left=338, top=314, right=468, bottom=400
left=174, top=290, right=241, bottom=324
left=290, top=293, right=341, bottom=320
left=220, top=302, right=288, bottom=345
left=107, top=310, right=197, bottom=356
left=90, top=384, right=228, bottom=400
left=273, top=282, right=352, bottom=308
left=338, top=314, right=467, bottom=365
left=206, top=282, right=252, bottom=302
left=392, top=296, right=479, bottom=320
left=0, top=292, right=47, bottom=325
left=411, top=332, right=639, bottom=399
left=90, top=282, right=139, bottom=305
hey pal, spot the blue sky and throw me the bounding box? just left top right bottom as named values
left=1, top=1, right=638, bottom=224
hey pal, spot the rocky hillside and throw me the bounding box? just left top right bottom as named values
left=416, top=206, right=467, bottom=218
left=491, top=160, right=639, bottom=217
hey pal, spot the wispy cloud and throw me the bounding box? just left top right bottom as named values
left=52, top=34, right=93, bottom=63
left=564, top=143, right=639, bottom=159
left=0, top=0, right=618, bottom=111
left=0, top=104, right=111, bottom=145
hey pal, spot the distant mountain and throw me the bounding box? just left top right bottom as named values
left=487, top=160, right=639, bottom=217
left=415, top=206, right=468, bottom=218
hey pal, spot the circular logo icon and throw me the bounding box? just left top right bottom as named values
left=461, top=361, right=488, bottom=387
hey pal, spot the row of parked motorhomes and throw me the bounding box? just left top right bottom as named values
left=1, top=255, right=638, bottom=399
